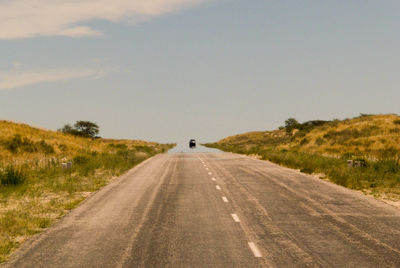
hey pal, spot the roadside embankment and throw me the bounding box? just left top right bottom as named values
left=205, top=114, right=400, bottom=206
left=0, top=120, right=174, bottom=262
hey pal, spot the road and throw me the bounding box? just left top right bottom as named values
left=5, top=152, right=400, bottom=267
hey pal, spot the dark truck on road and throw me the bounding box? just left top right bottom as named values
left=189, top=139, right=196, bottom=148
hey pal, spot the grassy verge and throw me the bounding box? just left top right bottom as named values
left=205, top=143, right=400, bottom=201
left=0, top=143, right=174, bottom=262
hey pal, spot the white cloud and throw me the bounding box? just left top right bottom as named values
left=0, top=68, right=104, bottom=90
left=13, top=62, right=24, bottom=69
left=0, top=0, right=210, bottom=39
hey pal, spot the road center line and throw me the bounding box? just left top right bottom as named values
left=248, top=242, right=262, bottom=257
left=222, top=196, right=228, bottom=202
left=216, top=185, right=221, bottom=190
left=211, top=177, right=216, bottom=181
left=208, top=172, right=212, bottom=175
left=231, top=213, right=240, bottom=222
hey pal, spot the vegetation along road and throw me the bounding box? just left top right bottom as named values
left=4, top=152, right=400, bottom=267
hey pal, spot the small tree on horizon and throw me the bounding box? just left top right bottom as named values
left=74, top=121, right=99, bottom=138
left=284, top=118, right=300, bottom=136
left=59, top=121, right=100, bottom=138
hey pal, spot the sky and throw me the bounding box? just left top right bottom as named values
left=1, top=0, right=400, bottom=144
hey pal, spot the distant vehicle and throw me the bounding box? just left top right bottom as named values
left=189, top=139, right=196, bottom=148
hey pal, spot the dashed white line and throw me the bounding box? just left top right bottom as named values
left=222, top=196, right=228, bottom=203
left=211, top=177, right=216, bottom=181
left=216, top=185, right=221, bottom=190
left=231, top=213, right=240, bottom=222
left=208, top=172, right=212, bottom=175
left=248, top=242, right=262, bottom=257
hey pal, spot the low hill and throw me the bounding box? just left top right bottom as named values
left=216, top=114, right=400, bottom=159
left=0, top=120, right=174, bottom=262
left=0, top=120, right=169, bottom=165
left=205, top=114, right=400, bottom=205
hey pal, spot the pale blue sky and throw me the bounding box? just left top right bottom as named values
left=1, top=0, right=400, bottom=144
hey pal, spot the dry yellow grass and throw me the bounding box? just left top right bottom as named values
left=0, top=120, right=174, bottom=262
left=217, top=114, right=400, bottom=159
left=0, top=120, right=162, bottom=165
left=206, top=114, right=400, bottom=210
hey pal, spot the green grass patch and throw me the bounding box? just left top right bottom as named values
left=0, top=166, right=26, bottom=186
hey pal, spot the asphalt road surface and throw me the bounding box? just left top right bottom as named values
left=5, top=153, right=400, bottom=267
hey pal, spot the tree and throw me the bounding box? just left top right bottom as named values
left=74, top=121, right=99, bottom=138
left=59, top=124, right=80, bottom=136
left=59, top=121, right=100, bottom=138
left=284, top=118, right=299, bottom=135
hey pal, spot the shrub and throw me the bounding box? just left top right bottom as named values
left=5, top=134, right=32, bottom=153
left=36, top=140, right=55, bottom=154
left=300, top=167, right=314, bottom=174
left=353, top=158, right=368, bottom=167
left=393, top=119, right=400, bottom=125
left=108, top=143, right=128, bottom=150
left=389, top=128, right=400, bottom=133
left=58, top=144, right=68, bottom=152
left=4, top=135, right=54, bottom=154
left=300, top=138, right=309, bottom=145
left=284, top=118, right=300, bottom=136
left=315, top=137, right=325, bottom=145
left=359, top=113, right=375, bottom=117
left=0, top=166, right=26, bottom=186
left=73, top=155, right=90, bottom=165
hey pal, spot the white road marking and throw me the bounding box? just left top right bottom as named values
left=211, top=177, right=216, bottom=181
left=231, top=213, right=240, bottom=222
left=222, top=196, right=228, bottom=203
left=208, top=172, right=212, bottom=175
left=216, top=185, right=221, bottom=190
left=206, top=167, right=209, bottom=170
left=248, top=242, right=262, bottom=257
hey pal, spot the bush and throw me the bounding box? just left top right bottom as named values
left=58, top=144, right=68, bottom=152
left=300, top=167, right=314, bottom=174
left=300, top=138, right=309, bottom=145
left=5, top=134, right=33, bottom=153
left=315, top=137, right=325, bottom=145
left=73, top=155, right=90, bottom=165
left=0, top=166, right=26, bottom=186
left=4, top=135, right=54, bottom=155
left=393, top=119, right=400, bottom=125
left=36, top=140, right=55, bottom=154
left=108, top=143, right=128, bottom=150
left=284, top=118, right=300, bottom=136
